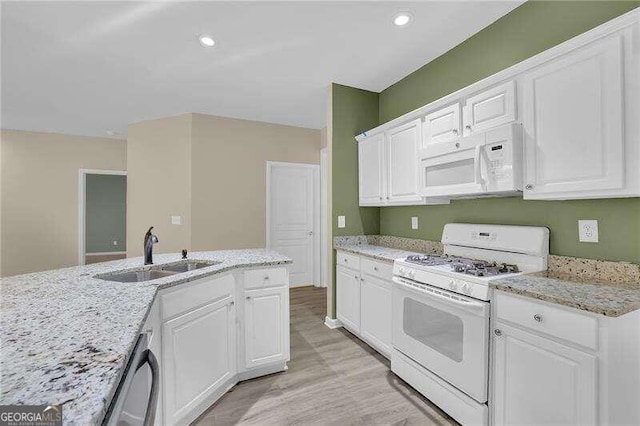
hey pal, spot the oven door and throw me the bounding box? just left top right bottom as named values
left=392, top=276, right=490, bottom=403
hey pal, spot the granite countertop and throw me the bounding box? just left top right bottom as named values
left=334, top=243, right=422, bottom=263
left=491, top=271, right=640, bottom=317
left=0, top=250, right=291, bottom=425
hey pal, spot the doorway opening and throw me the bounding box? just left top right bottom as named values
left=266, top=161, right=320, bottom=287
left=78, top=169, right=127, bottom=265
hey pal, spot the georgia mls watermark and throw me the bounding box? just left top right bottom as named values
left=0, top=405, right=62, bottom=426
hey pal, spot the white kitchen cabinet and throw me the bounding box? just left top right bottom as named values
left=422, top=103, right=461, bottom=150
left=522, top=34, right=625, bottom=200
left=244, top=286, right=289, bottom=369
left=162, top=295, right=236, bottom=425
left=463, top=80, right=516, bottom=136
left=360, top=274, right=392, bottom=357
left=387, top=119, right=423, bottom=203
left=358, top=133, right=385, bottom=205
left=492, top=322, right=596, bottom=426
left=336, top=264, right=361, bottom=334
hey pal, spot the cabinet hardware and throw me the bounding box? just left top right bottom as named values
left=494, top=329, right=502, bottom=336
left=465, top=124, right=472, bottom=130
left=373, top=267, right=378, bottom=271
left=455, top=142, right=460, bottom=148
left=525, top=184, right=534, bottom=190
left=264, top=276, right=270, bottom=280
left=308, top=231, right=314, bottom=235
left=360, top=278, right=364, bottom=282
left=534, top=314, right=543, bottom=322
left=452, top=129, right=458, bottom=135
left=229, top=301, right=234, bottom=306
left=246, top=296, right=251, bottom=300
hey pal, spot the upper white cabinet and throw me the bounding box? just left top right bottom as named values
left=357, top=120, right=449, bottom=207
left=358, top=133, right=385, bottom=205
left=462, top=80, right=517, bottom=136
left=423, top=103, right=461, bottom=149
left=356, top=10, right=639, bottom=202
left=387, top=119, right=423, bottom=203
left=522, top=34, right=626, bottom=199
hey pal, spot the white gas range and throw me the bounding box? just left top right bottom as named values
left=391, top=223, right=549, bottom=426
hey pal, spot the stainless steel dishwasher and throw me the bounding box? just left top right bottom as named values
left=103, top=333, right=159, bottom=426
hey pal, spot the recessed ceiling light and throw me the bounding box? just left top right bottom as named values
left=199, top=35, right=215, bottom=47
left=393, top=12, right=413, bottom=27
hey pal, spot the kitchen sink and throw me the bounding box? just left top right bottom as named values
left=161, top=260, right=220, bottom=273
left=95, top=260, right=220, bottom=283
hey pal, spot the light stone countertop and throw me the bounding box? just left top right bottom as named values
left=334, top=243, right=422, bottom=264
left=0, top=250, right=291, bottom=425
left=491, top=271, right=640, bottom=317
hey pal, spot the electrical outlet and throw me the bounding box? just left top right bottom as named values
left=112, top=240, right=118, bottom=246
left=411, top=217, right=419, bottom=230
left=578, top=220, right=599, bottom=243
left=338, top=216, right=346, bottom=229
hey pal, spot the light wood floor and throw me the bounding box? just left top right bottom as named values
left=194, top=286, right=457, bottom=426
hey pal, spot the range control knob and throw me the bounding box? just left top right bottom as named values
left=407, top=270, right=415, bottom=279
left=461, top=282, right=471, bottom=295
left=448, top=279, right=458, bottom=290
left=399, top=268, right=406, bottom=276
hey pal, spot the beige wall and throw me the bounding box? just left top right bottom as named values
left=126, top=112, right=321, bottom=256
left=190, top=113, right=321, bottom=251
left=0, top=130, right=126, bottom=277
left=126, top=114, right=192, bottom=257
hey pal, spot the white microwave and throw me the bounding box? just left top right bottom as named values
left=419, top=123, right=523, bottom=198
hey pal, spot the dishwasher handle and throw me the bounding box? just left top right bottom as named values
left=136, top=349, right=159, bottom=426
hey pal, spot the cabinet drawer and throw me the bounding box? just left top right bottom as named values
left=161, top=274, right=234, bottom=320
left=495, top=292, right=598, bottom=350
left=336, top=251, right=360, bottom=271
left=361, top=258, right=392, bottom=281
left=244, top=267, right=288, bottom=289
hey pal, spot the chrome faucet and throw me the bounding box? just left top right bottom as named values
left=144, top=226, right=159, bottom=265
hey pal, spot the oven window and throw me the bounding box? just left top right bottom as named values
left=424, top=158, right=475, bottom=187
left=403, top=298, right=464, bottom=362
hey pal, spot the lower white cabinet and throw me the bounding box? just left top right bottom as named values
left=336, top=265, right=361, bottom=333
left=492, top=322, right=596, bottom=426
left=336, top=251, right=393, bottom=358
left=162, top=295, right=236, bottom=425
left=360, top=275, right=392, bottom=357
left=244, top=286, right=289, bottom=369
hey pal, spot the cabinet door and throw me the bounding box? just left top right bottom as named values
left=386, top=119, right=422, bottom=203
left=360, top=275, right=392, bottom=357
left=522, top=35, right=624, bottom=199
left=358, top=133, right=385, bottom=205
left=163, top=296, right=236, bottom=425
left=336, top=265, right=360, bottom=333
left=463, top=80, right=516, bottom=135
left=423, top=103, right=461, bottom=150
left=492, top=322, right=596, bottom=426
left=244, top=286, right=288, bottom=369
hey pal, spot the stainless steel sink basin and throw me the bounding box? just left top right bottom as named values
left=161, top=260, right=220, bottom=273
left=95, top=260, right=219, bottom=283
left=99, top=269, right=178, bottom=283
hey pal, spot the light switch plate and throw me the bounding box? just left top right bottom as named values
left=411, top=217, right=419, bottom=230
left=338, top=216, right=346, bottom=229
left=578, top=220, right=599, bottom=243
left=171, top=215, right=182, bottom=225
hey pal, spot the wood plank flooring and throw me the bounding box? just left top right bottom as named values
left=194, top=286, right=457, bottom=426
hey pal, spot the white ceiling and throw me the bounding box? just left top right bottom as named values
left=1, top=1, right=523, bottom=138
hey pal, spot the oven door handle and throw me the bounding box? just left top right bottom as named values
left=136, top=349, right=159, bottom=426
left=474, top=145, right=487, bottom=190
left=393, top=277, right=488, bottom=313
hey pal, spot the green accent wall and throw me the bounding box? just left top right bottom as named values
left=378, top=1, right=640, bottom=264
left=86, top=174, right=127, bottom=253
left=331, top=83, right=380, bottom=237
left=331, top=83, right=380, bottom=317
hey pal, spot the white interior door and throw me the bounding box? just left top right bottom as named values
left=267, top=162, right=319, bottom=287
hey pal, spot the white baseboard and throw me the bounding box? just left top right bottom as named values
left=324, top=316, right=343, bottom=329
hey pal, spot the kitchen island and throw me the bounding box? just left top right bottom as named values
left=0, top=249, right=291, bottom=425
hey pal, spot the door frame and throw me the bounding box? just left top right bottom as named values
left=78, top=168, right=127, bottom=266
left=265, top=161, right=320, bottom=287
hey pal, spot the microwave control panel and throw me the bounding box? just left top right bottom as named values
left=485, top=141, right=513, bottom=182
